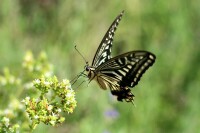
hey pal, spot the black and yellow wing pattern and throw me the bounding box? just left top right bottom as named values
left=84, top=11, right=156, bottom=103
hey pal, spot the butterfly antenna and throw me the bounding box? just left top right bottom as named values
left=75, top=45, right=88, bottom=64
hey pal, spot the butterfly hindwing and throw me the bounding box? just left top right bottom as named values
left=95, top=73, right=135, bottom=102
left=97, top=73, right=134, bottom=102
left=92, top=11, right=124, bottom=67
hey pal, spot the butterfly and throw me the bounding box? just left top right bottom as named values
left=83, top=10, right=156, bottom=103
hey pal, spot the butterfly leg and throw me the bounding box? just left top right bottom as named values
left=70, top=71, right=88, bottom=85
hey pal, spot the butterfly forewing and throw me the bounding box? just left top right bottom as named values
left=96, top=51, right=156, bottom=88
left=92, top=11, right=124, bottom=67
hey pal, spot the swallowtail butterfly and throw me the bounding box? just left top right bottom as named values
left=84, top=11, right=156, bottom=103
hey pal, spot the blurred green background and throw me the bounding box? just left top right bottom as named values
left=0, top=0, right=200, bottom=133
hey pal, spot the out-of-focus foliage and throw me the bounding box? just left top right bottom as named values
left=0, top=51, right=54, bottom=132
left=0, top=51, right=76, bottom=132
left=0, top=0, right=200, bottom=133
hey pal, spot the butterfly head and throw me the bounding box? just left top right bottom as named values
left=84, top=62, right=91, bottom=74
left=84, top=62, right=96, bottom=79
left=84, top=63, right=90, bottom=72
